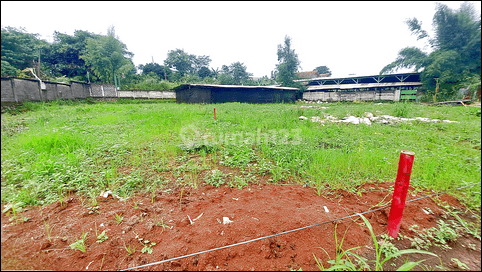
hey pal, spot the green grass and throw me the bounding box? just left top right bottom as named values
left=1, top=99, right=480, bottom=209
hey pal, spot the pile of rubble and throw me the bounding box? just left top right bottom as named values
left=299, top=112, right=458, bottom=125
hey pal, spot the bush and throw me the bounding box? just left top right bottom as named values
left=1, top=61, right=19, bottom=77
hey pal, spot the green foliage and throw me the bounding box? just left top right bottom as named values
left=198, top=66, right=212, bottom=78
left=315, top=66, right=332, bottom=76
left=205, top=169, right=225, bottom=187
left=217, top=73, right=235, bottom=85
left=126, top=73, right=179, bottom=90
left=69, top=231, right=88, bottom=252
left=1, top=101, right=480, bottom=210
left=138, top=62, right=171, bottom=80
left=164, top=48, right=211, bottom=78
left=42, top=30, right=101, bottom=80
left=1, top=60, right=19, bottom=77
left=314, top=214, right=437, bottom=271
left=80, top=26, right=134, bottom=84
left=379, top=47, right=428, bottom=74
left=276, top=35, right=302, bottom=88
left=229, top=62, right=252, bottom=85
left=381, top=2, right=481, bottom=101
left=214, top=62, right=253, bottom=85
left=392, top=102, right=412, bottom=117
left=1, top=26, right=44, bottom=71
left=96, top=230, right=108, bottom=243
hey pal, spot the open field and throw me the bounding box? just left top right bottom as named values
left=1, top=99, right=481, bottom=270
left=1, top=99, right=480, bottom=207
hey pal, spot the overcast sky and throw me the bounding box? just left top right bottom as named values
left=2, top=1, right=480, bottom=78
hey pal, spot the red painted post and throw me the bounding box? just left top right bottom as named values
left=214, top=108, right=216, bottom=120
left=387, top=150, right=415, bottom=238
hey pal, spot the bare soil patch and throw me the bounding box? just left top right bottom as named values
left=1, top=182, right=480, bottom=271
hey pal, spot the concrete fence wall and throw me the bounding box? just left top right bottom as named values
left=1, top=77, right=176, bottom=104
left=303, top=89, right=400, bottom=102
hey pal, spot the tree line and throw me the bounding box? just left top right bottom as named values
left=1, top=25, right=317, bottom=90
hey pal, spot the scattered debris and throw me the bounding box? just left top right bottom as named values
left=223, top=217, right=234, bottom=225
left=323, top=206, right=329, bottom=213
left=302, top=112, right=458, bottom=125
left=100, top=191, right=112, bottom=198
left=300, top=105, right=328, bottom=109
left=86, top=260, right=94, bottom=270
left=193, top=213, right=203, bottom=221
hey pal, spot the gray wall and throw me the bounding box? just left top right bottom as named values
left=1, top=77, right=177, bottom=104
left=1, top=77, right=91, bottom=103
left=303, top=89, right=400, bottom=102
left=118, top=90, right=175, bottom=99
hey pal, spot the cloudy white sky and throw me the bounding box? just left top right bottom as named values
left=2, top=1, right=480, bottom=78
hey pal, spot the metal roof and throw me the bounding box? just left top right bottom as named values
left=175, top=84, right=299, bottom=91
left=296, top=72, right=421, bottom=84
left=306, top=82, right=422, bottom=91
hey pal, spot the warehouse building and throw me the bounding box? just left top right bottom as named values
left=174, top=84, right=300, bottom=103
left=298, top=72, right=422, bottom=101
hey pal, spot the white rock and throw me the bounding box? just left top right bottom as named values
left=310, top=116, right=324, bottom=123
left=223, top=217, right=234, bottom=225
left=361, top=117, right=372, bottom=125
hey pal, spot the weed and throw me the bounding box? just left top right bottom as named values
left=69, top=231, right=88, bottom=253
left=96, top=230, right=108, bottom=243
left=87, top=190, right=98, bottom=207
left=88, top=206, right=100, bottom=214
left=100, top=254, right=105, bottom=270
left=154, top=214, right=170, bottom=231
left=451, top=258, right=470, bottom=270
left=124, top=244, right=136, bottom=255
left=407, top=219, right=462, bottom=250
left=151, top=186, right=156, bottom=203
left=229, top=175, right=250, bottom=189
left=2, top=202, right=29, bottom=224
left=43, top=220, right=53, bottom=242
left=134, top=232, right=156, bottom=254
left=205, top=169, right=225, bottom=187
left=314, top=214, right=438, bottom=270
left=114, top=213, right=123, bottom=224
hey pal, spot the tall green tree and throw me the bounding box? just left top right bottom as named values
left=42, top=30, right=100, bottom=80
left=380, top=2, right=481, bottom=100
left=275, top=35, right=302, bottom=88
left=164, top=49, right=191, bottom=77
left=138, top=62, right=171, bottom=80
left=314, top=65, right=332, bottom=76
left=164, top=49, right=212, bottom=78
left=1, top=26, right=44, bottom=71
left=80, top=26, right=134, bottom=84
left=229, top=62, right=252, bottom=84
left=198, top=66, right=212, bottom=78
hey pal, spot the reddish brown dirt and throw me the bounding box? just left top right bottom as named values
left=1, top=182, right=480, bottom=271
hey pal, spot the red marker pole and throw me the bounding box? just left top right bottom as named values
left=387, top=150, right=415, bottom=238
left=214, top=108, right=216, bottom=120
